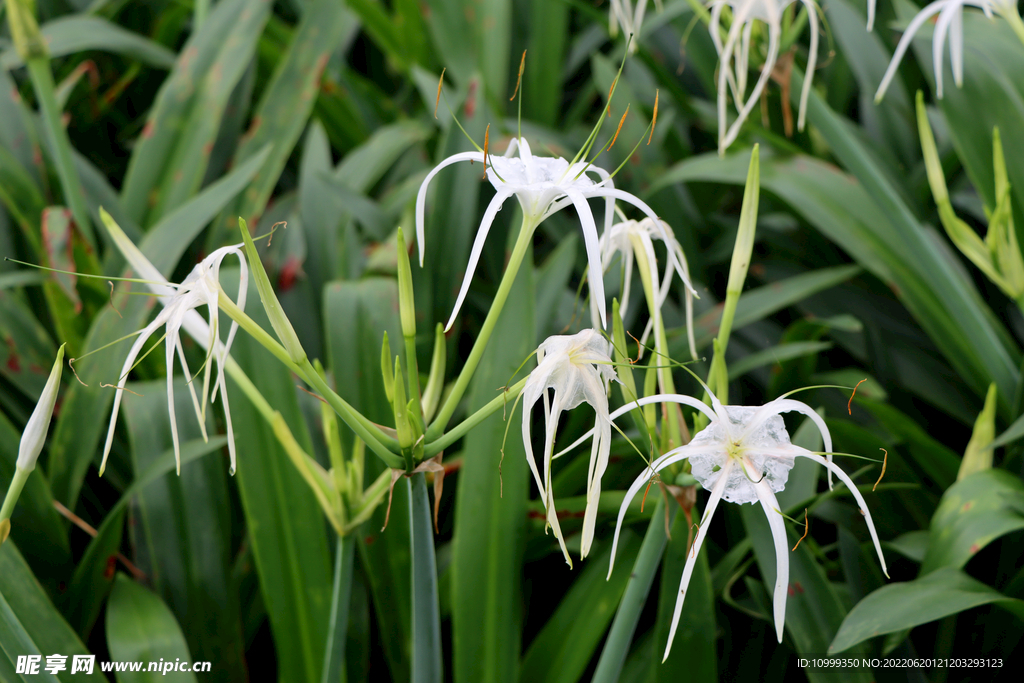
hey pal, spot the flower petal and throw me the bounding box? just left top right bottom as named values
left=567, top=188, right=607, bottom=329
left=787, top=448, right=888, bottom=577
left=739, top=397, right=834, bottom=488
left=662, top=458, right=731, bottom=661
left=746, top=459, right=790, bottom=644
left=444, top=187, right=514, bottom=332
left=875, top=1, right=946, bottom=103
left=415, top=151, right=485, bottom=266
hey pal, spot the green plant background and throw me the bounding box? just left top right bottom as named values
left=1, top=0, right=1023, bottom=681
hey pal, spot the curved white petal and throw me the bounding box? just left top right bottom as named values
left=100, top=314, right=167, bottom=475
left=567, top=189, right=608, bottom=330
left=933, top=5, right=958, bottom=98
left=787, top=448, right=888, bottom=577
left=739, top=397, right=834, bottom=487
left=662, top=458, right=731, bottom=661
left=554, top=393, right=718, bottom=458
left=607, top=446, right=698, bottom=579
left=444, top=187, right=514, bottom=332
left=747, top=461, right=790, bottom=643
left=875, top=2, right=947, bottom=103
left=797, top=0, right=818, bottom=132
left=415, top=151, right=485, bottom=265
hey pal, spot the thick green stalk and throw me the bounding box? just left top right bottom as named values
left=591, top=497, right=671, bottom=683
left=217, top=290, right=402, bottom=462
left=0, top=466, right=31, bottom=523
left=409, top=473, right=442, bottom=683
left=425, top=216, right=536, bottom=440
left=321, top=534, right=356, bottom=683
left=422, top=376, right=528, bottom=457
left=302, top=358, right=406, bottom=470
left=1005, top=7, right=1024, bottom=47
left=25, top=58, right=93, bottom=245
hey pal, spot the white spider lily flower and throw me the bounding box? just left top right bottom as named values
left=101, top=216, right=247, bottom=477
left=609, top=0, right=663, bottom=52
left=874, top=1, right=1020, bottom=102
left=415, top=136, right=680, bottom=332
left=590, top=217, right=698, bottom=360
left=521, top=329, right=618, bottom=567
left=709, top=0, right=819, bottom=154
left=607, top=388, right=887, bottom=659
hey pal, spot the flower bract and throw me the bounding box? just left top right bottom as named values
left=521, top=329, right=618, bottom=567
left=608, top=387, right=887, bottom=659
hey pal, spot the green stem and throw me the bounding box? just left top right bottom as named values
left=409, top=473, right=442, bottom=683
left=217, top=290, right=403, bottom=463
left=302, top=358, right=406, bottom=470
left=405, top=335, right=424, bottom=433
left=592, top=497, right=671, bottom=683
left=423, top=376, right=528, bottom=457
left=0, top=466, right=32, bottom=522
left=425, top=215, right=536, bottom=441
left=25, top=58, right=93, bottom=246
left=321, top=533, right=356, bottom=683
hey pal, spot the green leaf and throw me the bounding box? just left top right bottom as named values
left=324, top=276, right=411, bottom=682
left=677, top=265, right=861, bottom=356
left=592, top=498, right=670, bottom=683
left=741, top=507, right=872, bottom=683
left=61, top=505, right=124, bottom=640
left=959, top=383, right=998, bottom=480
left=450, top=234, right=534, bottom=683
left=226, top=274, right=332, bottom=683
left=0, top=16, right=176, bottom=70
left=658, top=146, right=1019, bottom=417
left=727, top=341, right=834, bottom=380
left=105, top=575, right=198, bottom=683
left=921, top=469, right=1024, bottom=575
left=0, top=541, right=105, bottom=683
left=423, top=0, right=510, bottom=100
left=120, top=0, right=272, bottom=227
left=829, top=567, right=1024, bottom=654
left=209, top=0, right=357, bottom=245
left=519, top=533, right=643, bottom=683
left=410, top=473, right=442, bottom=683
left=121, top=380, right=245, bottom=681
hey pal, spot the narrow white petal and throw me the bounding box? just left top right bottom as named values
left=567, top=189, right=607, bottom=329
left=662, top=459, right=731, bottom=661
left=720, top=14, right=780, bottom=153
left=415, top=151, right=485, bottom=266
left=933, top=6, right=957, bottom=99
left=797, top=0, right=818, bottom=132
left=444, top=188, right=514, bottom=332
left=789, top=449, right=888, bottom=577
left=747, top=460, right=790, bottom=644
left=875, top=2, right=947, bottom=102
left=101, top=315, right=166, bottom=475
left=739, top=398, right=834, bottom=487
left=554, top=393, right=718, bottom=459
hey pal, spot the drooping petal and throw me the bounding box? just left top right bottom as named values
left=444, top=187, right=515, bottom=331
left=567, top=188, right=608, bottom=329
left=933, top=4, right=958, bottom=98
left=607, top=443, right=724, bottom=578
left=662, top=458, right=731, bottom=661
left=554, top=393, right=718, bottom=459
left=796, top=0, right=818, bottom=132
left=785, top=448, right=888, bottom=577
left=719, top=8, right=780, bottom=153
left=746, top=459, right=790, bottom=643
left=415, top=151, right=485, bottom=265
left=101, top=314, right=167, bottom=475
left=875, top=1, right=947, bottom=103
